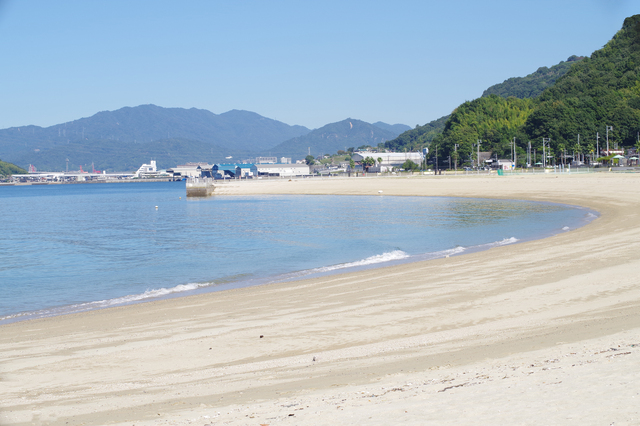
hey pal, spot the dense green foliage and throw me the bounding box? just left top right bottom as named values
left=525, top=15, right=640, bottom=150
left=401, top=159, right=420, bottom=171
left=391, top=14, right=640, bottom=167
left=0, top=159, right=27, bottom=176
left=384, top=56, right=582, bottom=154
left=433, top=95, right=535, bottom=163
left=482, top=56, right=584, bottom=99
left=266, top=119, right=398, bottom=159
left=384, top=115, right=449, bottom=152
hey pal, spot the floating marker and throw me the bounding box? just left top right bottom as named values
left=155, top=206, right=158, bottom=209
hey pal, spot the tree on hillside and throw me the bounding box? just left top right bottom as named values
left=305, top=155, right=315, bottom=166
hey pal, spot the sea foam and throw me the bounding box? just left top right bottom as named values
left=0, top=237, right=522, bottom=324
left=311, top=250, right=411, bottom=273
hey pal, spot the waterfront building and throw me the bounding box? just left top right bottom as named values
left=252, top=163, right=310, bottom=177
left=351, top=152, right=423, bottom=171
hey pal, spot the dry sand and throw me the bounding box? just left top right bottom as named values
left=2, top=172, right=640, bottom=425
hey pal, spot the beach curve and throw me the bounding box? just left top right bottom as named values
left=1, top=173, right=640, bottom=425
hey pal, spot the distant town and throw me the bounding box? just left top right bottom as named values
left=8, top=150, right=428, bottom=183
left=8, top=142, right=640, bottom=185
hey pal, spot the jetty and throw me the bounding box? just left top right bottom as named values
left=186, top=177, right=215, bottom=197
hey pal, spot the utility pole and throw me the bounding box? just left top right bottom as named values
left=454, top=144, right=459, bottom=173
left=510, top=138, right=513, bottom=164
left=477, top=139, right=482, bottom=169
left=596, top=132, right=600, bottom=160
left=542, top=138, right=550, bottom=168
left=606, top=125, right=613, bottom=154
left=513, top=137, right=517, bottom=169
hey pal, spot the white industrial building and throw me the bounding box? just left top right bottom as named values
left=351, top=152, right=423, bottom=171
left=167, top=163, right=212, bottom=178
left=134, top=160, right=157, bottom=177
left=252, top=163, right=310, bottom=177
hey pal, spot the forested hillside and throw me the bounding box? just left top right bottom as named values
left=434, top=95, right=535, bottom=162
left=524, top=15, right=640, bottom=149
left=482, top=56, right=584, bottom=99
left=0, top=159, right=27, bottom=176
left=384, top=115, right=449, bottom=152
left=389, top=14, right=640, bottom=167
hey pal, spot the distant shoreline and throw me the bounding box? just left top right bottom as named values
left=0, top=177, right=178, bottom=186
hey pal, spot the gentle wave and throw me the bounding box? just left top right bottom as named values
left=0, top=282, right=213, bottom=323
left=494, top=237, right=519, bottom=246
left=311, top=250, right=411, bottom=273
left=0, top=238, right=520, bottom=324
left=92, top=282, right=212, bottom=306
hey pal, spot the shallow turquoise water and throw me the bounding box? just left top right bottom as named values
left=0, top=181, right=595, bottom=322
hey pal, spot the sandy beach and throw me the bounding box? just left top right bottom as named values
left=2, top=172, right=640, bottom=426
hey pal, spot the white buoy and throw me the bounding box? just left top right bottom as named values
left=378, top=190, right=383, bottom=194
left=155, top=206, right=158, bottom=209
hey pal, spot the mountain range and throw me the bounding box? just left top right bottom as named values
left=264, top=119, right=401, bottom=159
left=0, top=105, right=410, bottom=171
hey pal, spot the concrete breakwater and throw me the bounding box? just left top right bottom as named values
left=186, top=177, right=215, bottom=197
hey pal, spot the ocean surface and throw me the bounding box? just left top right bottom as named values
left=0, top=181, right=596, bottom=323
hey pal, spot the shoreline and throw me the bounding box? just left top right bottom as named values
left=0, top=195, right=596, bottom=326
left=2, top=173, right=640, bottom=425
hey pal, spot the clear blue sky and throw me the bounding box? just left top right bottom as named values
left=0, top=0, right=637, bottom=130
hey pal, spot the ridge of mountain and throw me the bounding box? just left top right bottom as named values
left=0, top=105, right=310, bottom=171
left=385, top=55, right=586, bottom=152
left=371, top=122, right=412, bottom=134
left=482, top=55, right=585, bottom=99
left=264, top=119, right=399, bottom=159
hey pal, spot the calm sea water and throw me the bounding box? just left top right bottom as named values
left=0, top=181, right=596, bottom=323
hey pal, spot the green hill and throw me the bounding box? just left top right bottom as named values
left=385, top=57, right=584, bottom=154
left=482, top=56, right=584, bottom=99
left=384, top=115, right=449, bottom=152
left=0, top=159, right=27, bottom=177
left=434, top=95, right=535, bottom=162
left=524, top=15, right=640, bottom=150
left=390, top=14, right=640, bottom=167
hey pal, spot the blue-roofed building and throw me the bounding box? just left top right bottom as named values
left=213, top=163, right=254, bottom=179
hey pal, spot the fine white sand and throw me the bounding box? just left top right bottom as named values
left=2, top=173, right=640, bottom=425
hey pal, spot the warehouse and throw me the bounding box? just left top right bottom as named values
left=252, top=163, right=310, bottom=177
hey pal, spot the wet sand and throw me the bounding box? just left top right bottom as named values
left=2, top=173, right=640, bottom=425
